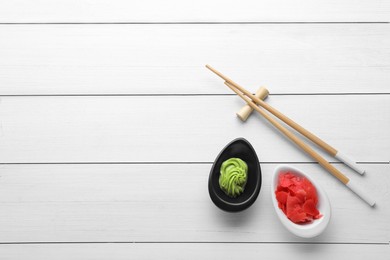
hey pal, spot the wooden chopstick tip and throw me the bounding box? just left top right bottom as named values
left=224, top=81, right=242, bottom=96
left=205, top=64, right=215, bottom=72
left=205, top=65, right=231, bottom=83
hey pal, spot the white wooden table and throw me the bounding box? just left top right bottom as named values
left=0, top=1, right=389, bottom=259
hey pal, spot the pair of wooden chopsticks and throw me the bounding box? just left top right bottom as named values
left=206, top=64, right=375, bottom=206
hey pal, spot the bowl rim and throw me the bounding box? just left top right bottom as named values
left=271, top=164, right=331, bottom=238
left=208, top=137, right=262, bottom=211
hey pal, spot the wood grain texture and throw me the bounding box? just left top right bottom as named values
left=0, top=164, right=388, bottom=243
left=0, top=243, right=389, bottom=260
left=0, top=0, right=389, bottom=23
left=0, top=24, right=389, bottom=95
left=0, top=95, right=388, bottom=163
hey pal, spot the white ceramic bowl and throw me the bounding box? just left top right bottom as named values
left=271, top=165, right=331, bottom=238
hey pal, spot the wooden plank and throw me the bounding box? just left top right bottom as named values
left=0, top=95, right=388, bottom=163
left=0, top=24, right=389, bottom=95
left=0, top=0, right=389, bottom=23
left=0, top=163, right=388, bottom=243
left=0, top=243, right=389, bottom=260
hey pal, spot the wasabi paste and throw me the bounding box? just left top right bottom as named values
left=219, top=158, right=248, bottom=198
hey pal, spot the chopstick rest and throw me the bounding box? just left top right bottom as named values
left=236, top=87, right=269, bottom=121
left=206, top=64, right=365, bottom=175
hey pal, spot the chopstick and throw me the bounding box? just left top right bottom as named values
left=223, top=81, right=375, bottom=206
left=205, top=64, right=375, bottom=206
left=206, top=64, right=365, bottom=175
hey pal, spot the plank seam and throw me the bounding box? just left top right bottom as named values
left=0, top=22, right=389, bottom=25
left=0, top=21, right=390, bottom=25
left=0, top=162, right=388, bottom=165
left=0, top=241, right=387, bottom=245
left=1, top=93, right=390, bottom=97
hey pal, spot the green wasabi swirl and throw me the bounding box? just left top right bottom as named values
left=219, top=158, right=248, bottom=198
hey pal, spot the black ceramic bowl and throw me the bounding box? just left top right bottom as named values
left=208, top=138, right=262, bottom=212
